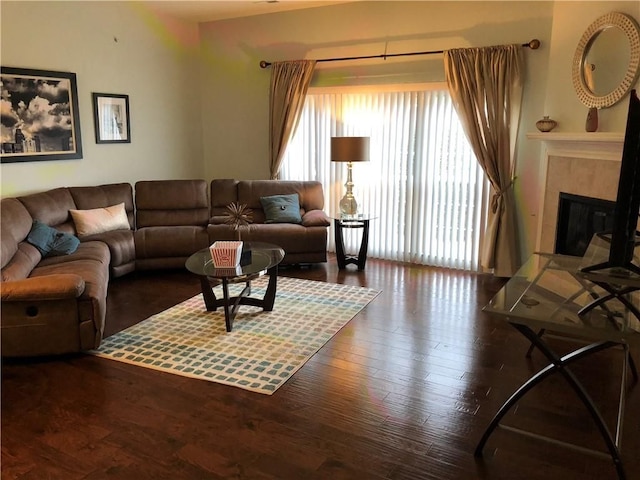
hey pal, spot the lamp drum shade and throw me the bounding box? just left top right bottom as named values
left=330, top=137, right=370, bottom=162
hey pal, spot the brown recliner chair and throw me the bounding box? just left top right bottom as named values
left=1, top=194, right=110, bottom=357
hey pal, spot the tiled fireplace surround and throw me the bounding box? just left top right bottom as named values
left=531, top=132, right=625, bottom=253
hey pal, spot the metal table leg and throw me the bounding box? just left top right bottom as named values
left=475, top=324, right=629, bottom=480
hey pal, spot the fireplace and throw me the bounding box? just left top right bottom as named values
left=531, top=132, right=623, bottom=255
left=554, top=193, right=616, bottom=257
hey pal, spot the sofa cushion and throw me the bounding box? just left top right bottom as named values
left=78, top=229, right=136, bottom=277
left=18, top=187, right=76, bottom=229
left=134, top=226, right=209, bottom=259
left=37, top=240, right=112, bottom=269
left=27, top=220, right=80, bottom=257
left=260, top=194, right=302, bottom=224
left=208, top=223, right=326, bottom=256
left=1, top=243, right=41, bottom=282
left=210, top=179, right=240, bottom=219
left=135, top=180, right=209, bottom=228
left=69, top=183, right=134, bottom=229
left=70, top=203, right=130, bottom=237
left=238, top=180, right=325, bottom=212
left=1, top=198, right=34, bottom=270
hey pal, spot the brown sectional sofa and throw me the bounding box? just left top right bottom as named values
left=1, top=179, right=329, bottom=357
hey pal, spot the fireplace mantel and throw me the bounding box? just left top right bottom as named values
left=532, top=131, right=624, bottom=253
left=527, top=132, right=624, bottom=161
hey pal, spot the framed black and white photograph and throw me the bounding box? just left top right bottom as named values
left=1, top=66, right=83, bottom=163
left=92, top=93, right=130, bottom=144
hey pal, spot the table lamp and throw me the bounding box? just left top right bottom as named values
left=331, top=136, right=370, bottom=216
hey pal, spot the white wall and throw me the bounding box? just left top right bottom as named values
left=544, top=1, right=640, bottom=132
left=0, top=1, right=203, bottom=197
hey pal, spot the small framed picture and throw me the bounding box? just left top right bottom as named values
left=92, top=93, right=130, bottom=144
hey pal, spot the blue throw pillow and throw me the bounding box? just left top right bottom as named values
left=50, top=231, right=80, bottom=256
left=260, top=193, right=302, bottom=224
left=26, top=220, right=57, bottom=256
left=26, top=220, right=80, bottom=257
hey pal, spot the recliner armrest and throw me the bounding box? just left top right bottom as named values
left=1, top=274, right=85, bottom=301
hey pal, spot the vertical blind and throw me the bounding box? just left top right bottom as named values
left=280, top=85, right=490, bottom=271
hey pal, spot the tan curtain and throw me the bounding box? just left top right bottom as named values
left=269, top=60, right=316, bottom=179
left=443, top=44, right=524, bottom=277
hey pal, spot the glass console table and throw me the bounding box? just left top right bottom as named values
left=332, top=214, right=377, bottom=271
left=476, top=251, right=640, bottom=480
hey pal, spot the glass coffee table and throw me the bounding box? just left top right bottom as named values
left=185, top=242, right=284, bottom=332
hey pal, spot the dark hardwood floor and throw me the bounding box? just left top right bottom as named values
left=2, top=254, right=639, bottom=479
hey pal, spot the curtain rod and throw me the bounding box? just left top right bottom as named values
left=259, top=39, right=540, bottom=68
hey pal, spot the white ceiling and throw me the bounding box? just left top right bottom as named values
left=142, top=1, right=352, bottom=23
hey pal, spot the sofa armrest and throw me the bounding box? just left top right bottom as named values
left=1, top=274, right=85, bottom=301
left=301, top=210, right=330, bottom=227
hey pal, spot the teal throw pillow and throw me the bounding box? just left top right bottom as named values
left=49, top=231, right=80, bottom=256
left=26, top=220, right=80, bottom=257
left=260, top=193, right=302, bottom=224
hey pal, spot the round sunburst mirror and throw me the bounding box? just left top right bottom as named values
left=572, top=12, right=640, bottom=109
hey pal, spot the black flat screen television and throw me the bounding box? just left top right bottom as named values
left=582, top=89, right=640, bottom=275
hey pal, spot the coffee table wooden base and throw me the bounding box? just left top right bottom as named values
left=199, top=265, right=279, bottom=332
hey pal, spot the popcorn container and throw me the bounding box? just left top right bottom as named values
left=209, top=241, right=243, bottom=267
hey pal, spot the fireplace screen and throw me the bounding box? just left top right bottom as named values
left=555, top=193, right=616, bottom=257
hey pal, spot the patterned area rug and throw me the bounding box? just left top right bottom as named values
left=91, top=276, right=380, bottom=394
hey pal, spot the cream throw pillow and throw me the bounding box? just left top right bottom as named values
left=70, top=202, right=130, bottom=237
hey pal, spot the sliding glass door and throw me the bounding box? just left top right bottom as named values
left=280, top=85, right=489, bottom=271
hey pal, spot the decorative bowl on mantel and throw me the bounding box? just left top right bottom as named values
left=535, top=116, right=558, bottom=132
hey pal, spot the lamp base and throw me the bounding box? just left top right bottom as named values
left=339, top=194, right=358, bottom=216
left=339, top=160, right=359, bottom=216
